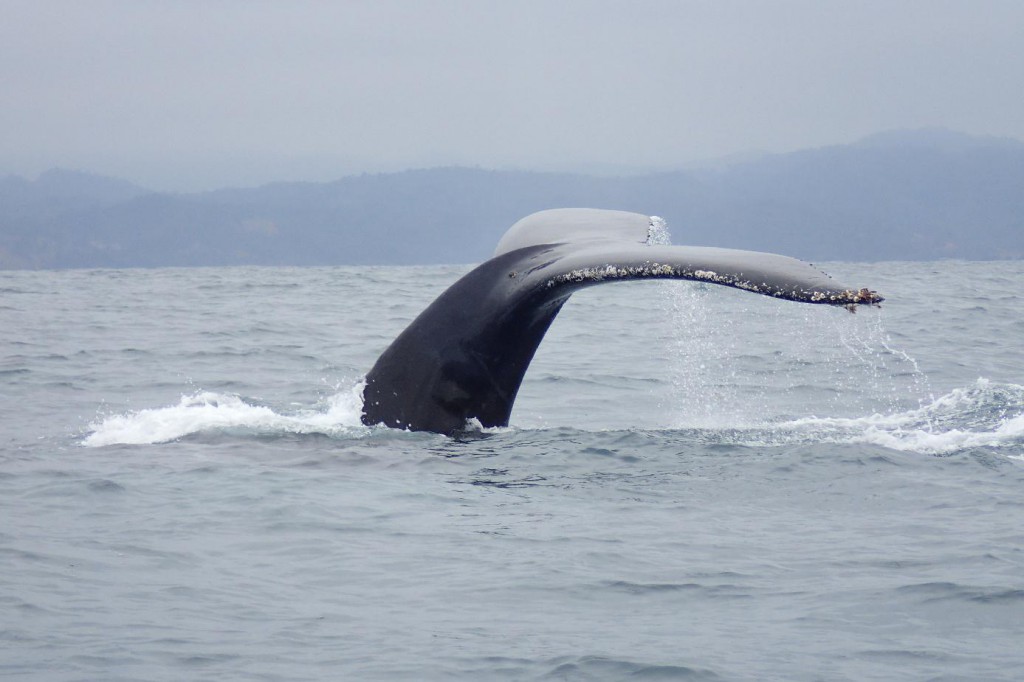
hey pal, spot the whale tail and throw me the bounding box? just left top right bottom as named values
left=361, top=209, right=882, bottom=434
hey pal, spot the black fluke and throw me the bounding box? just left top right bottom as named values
left=361, top=209, right=882, bottom=434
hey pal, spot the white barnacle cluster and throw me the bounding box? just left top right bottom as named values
left=649, top=263, right=675, bottom=276
left=732, top=280, right=763, bottom=293
left=547, top=267, right=607, bottom=286
left=692, top=268, right=742, bottom=287
left=602, top=265, right=624, bottom=278
left=689, top=268, right=769, bottom=295
left=806, top=288, right=884, bottom=307
left=546, top=262, right=678, bottom=288
left=811, top=289, right=862, bottom=303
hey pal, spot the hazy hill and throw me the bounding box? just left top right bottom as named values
left=2, top=130, right=1022, bottom=269
left=638, top=130, right=1024, bottom=261
left=0, top=169, right=151, bottom=268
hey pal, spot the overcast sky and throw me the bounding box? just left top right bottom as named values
left=3, top=0, right=1023, bottom=190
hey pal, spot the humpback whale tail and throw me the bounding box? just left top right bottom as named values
left=361, top=209, right=882, bottom=434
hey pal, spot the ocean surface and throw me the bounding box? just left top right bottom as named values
left=2, top=259, right=1023, bottom=681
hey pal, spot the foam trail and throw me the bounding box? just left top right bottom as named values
left=82, top=384, right=366, bottom=447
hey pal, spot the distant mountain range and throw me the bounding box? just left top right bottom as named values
left=2, top=129, right=1023, bottom=269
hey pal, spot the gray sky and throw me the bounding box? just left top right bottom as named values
left=3, top=0, right=1023, bottom=191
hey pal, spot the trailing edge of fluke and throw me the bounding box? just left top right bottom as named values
left=361, top=208, right=883, bottom=435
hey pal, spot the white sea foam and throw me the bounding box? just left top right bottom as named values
left=776, top=379, right=1024, bottom=455
left=82, top=384, right=366, bottom=447
left=82, top=375, right=1024, bottom=457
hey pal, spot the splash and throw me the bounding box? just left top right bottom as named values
left=82, top=384, right=366, bottom=447
left=646, top=215, right=672, bottom=245
left=657, top=276, right=929, bottom=428
left=757, top=379, right=1024, bottom=455
left=81, top=377, right=1024, bottom=456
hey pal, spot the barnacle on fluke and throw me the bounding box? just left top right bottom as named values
left=550, top=264, right=884, bottom=309
left=362, top=208, right=884, bottom=434
left=811, top=287, right=882, bottom=304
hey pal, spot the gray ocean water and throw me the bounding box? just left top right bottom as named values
left=2, top=260, right=1023, bottom=681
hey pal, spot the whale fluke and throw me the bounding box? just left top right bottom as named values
left=361, top=209, right=882, bottom=434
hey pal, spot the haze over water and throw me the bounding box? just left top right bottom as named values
left=2, top=260, right=1023, bottom=680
